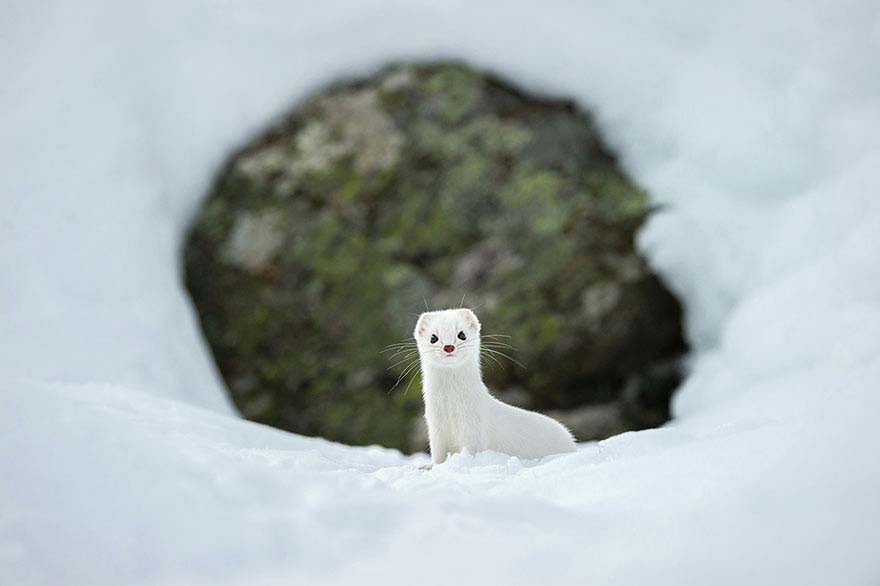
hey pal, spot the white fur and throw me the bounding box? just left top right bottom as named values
left=414, top=308, right=577, bottom=464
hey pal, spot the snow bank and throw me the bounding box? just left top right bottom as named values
left=6, top=376, right=879, bottom=585
left=2, top=0, right=879, bottom=584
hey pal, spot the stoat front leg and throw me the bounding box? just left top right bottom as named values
left=428, top=431, right=448, bottom=465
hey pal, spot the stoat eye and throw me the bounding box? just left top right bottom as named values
left=429, top=334, right=438, bottom=344
left=457, top=331, right=466, bottom=341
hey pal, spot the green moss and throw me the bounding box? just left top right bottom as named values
left=424, top=65, right=483, bottom=124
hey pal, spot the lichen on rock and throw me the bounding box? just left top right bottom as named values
left=222, top=209, right=286, bottom=271
left=184, top=61, right=687, bottom=452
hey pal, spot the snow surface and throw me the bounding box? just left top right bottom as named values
left=2, top=0, right=880, bottom=584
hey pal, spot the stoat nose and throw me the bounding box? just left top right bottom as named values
left=443, top=345, right=455, bottom=353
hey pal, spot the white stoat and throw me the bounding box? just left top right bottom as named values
left=414, top=308, right=576, bottom=464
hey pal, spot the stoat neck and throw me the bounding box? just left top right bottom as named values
left=421, top=359, right=484, bottom=397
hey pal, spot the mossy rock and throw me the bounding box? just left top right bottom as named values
left=184, top=62, right=687, bottom=452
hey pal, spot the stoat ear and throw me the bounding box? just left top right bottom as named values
left=414, top=313, right=431, bottom=339
left=460, top=308, right=481, bottom=333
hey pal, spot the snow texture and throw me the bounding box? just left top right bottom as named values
left=2, top=0, right=880, bottom=584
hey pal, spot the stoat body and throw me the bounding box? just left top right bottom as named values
left=414, top=308, right=576, bottom=464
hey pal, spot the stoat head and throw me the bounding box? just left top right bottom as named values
left=414, top=308, right=481, bottom=369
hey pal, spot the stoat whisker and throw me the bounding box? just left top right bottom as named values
left=385, top=346, right=418, bottom=359
left=481, top=347, right=527, bottom=369
left=384, top=340, right=416, bottom=349
left=397, top=357, right=421, bottom=376
left=386, top=352, right=419, bottom=370
left=382, top=340, right=416, bottom=352
left=389, top=359, right=421, bottom=393
left=397, top=361, right=422, bottom=389
left=481, top=341, right=517, bottom=351
left=481, top=350, right=524, bottom=369
left=402, top=367, right=422, bottom=397
left=381, top=347, right=416, bottom=357
left=388, top=348, right=418, bottom=362
left=482, top=334, right=512, bottom=339
left=478, top=346, right=504, bottom=366
left=381, top=349, right=413, bottom=357
left=480, top=352, right=503, bottom=371
left=382, top=343, right=415, bottom=351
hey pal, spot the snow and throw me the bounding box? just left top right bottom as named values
left=2, top=0, right=880, bottom=584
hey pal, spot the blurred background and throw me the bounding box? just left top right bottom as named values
left=183, top=62, right=687, bottom=452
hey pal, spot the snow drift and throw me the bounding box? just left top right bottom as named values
left=1, top=0, right=879, bottom=584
